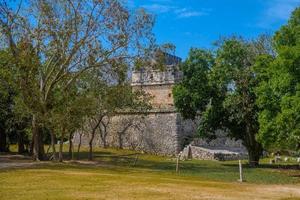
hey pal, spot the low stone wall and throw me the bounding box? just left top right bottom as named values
left=191, top=131, right=246, bottom=151
left=73, top=111, right=196, bottom=155
left=180, top=145, right=248, bottom=161
left=73, top=110, right=247, bottom=158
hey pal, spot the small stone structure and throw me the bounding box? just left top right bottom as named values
left=180, top=132, right=248, bottom=160
left=180, top=145, right=248, bottom=161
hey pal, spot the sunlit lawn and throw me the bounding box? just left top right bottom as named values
left=0, top=146, right=300, bottom=200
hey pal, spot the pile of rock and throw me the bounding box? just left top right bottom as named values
left=179, top=145, right=248, bottom=161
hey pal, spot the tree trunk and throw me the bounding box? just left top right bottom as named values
left=117, top=123, right=132, bottom=149
left=17, top=131, right=25, bottom=154
left=244, top=121, right=263, bottom=167
left=38, top=128, right=45, bottom=159
left=32, top=115, right=42, bottom=161
left=29, top=134, right=34, bottom=156
left=103, top=138, right=107, bottom=149
left=248, top=148, right=261, bottom=167
left=88, top=132, right=95, bottom=161
left=68, top=132, right=74, bottom=160
left=31, top=115, right=45, bottom=160
left=118, top=133, right=123, bottom=149
left=59, top=127, right=65, bottom=162
left=88, top=118, right=102, bottom=161
left=25, top=143, right=29, bottom=153
left=50, top=130, right=57, bottom=161
left=0, top=129, right=8, bottom=152
left=77, top=133, right=82, bottom=160
left=246, top=139, right=263, bottom=167
left=99, top=122, right=108, bottom=149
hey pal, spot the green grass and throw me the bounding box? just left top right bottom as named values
left=0, top=146, right=300, bottom=200
left=4, top=145, right=300, bottom=184
left=57, top=146, right=300, bottom=184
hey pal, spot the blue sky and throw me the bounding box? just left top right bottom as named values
left=129, top=0, right=300, bottom=59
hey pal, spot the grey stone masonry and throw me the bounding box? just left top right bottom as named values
left=73, top=109, right=197, bottom=155
left=179, top=131, right=248, bottom=161
left=180, top=145, right=248, bottom=161
left=131, top=66, right=183, bottom=87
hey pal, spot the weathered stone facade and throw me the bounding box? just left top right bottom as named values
left=73, top=110, right=196, bottom=155
left=180, top=145, right=248, bottom=161
left=131, top=65, right=182, bottom=108
left=179, top=131, right=248, bottom=160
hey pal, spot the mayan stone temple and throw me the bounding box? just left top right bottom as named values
left=73, top=54, right=197, bottom=155
left=74, top=53, right=247, bottom=159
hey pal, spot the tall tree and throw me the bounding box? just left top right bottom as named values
left=0, top=49, right=30, bottom=153
left=0, top=50, right=12, bottom=152
left=173, top=38, right=267, bottom=166
left=255, top=8, right=300, bottom=151
left=0, top=0, right=155, bottom=160
left=50, top=81, right=91, bottom=162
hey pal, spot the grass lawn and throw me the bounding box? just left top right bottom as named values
left=0, top=146, right=300, bottom=200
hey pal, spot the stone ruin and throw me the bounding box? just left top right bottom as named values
left=180, top=131, right=248, bottom=161
left=73, top=53, right=247, bottom=160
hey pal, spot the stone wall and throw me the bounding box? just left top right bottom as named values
left=180, top=145, right=248, bottom=161
left=191, top=130, right=247, bottom=152
left=73, top=111, right=197, bottom=155
left=177, top=130, right=248, bottom=161
left=131, top=65, right=183, bottom=109
left=132, top=84, right=174, bottom=108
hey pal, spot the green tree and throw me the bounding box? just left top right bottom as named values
left=83, top=61, right=152, bottom=160
left=0, top=0, right=155, bottom=160
left=173, top=38, right=266, bottom=166
left=172, top=49, right=213, bottom=120
left=0, top=50, right=12, bottom=152
left=0, top=49, right=31, bottom=153
left=255, top=8, right=300, bottom=151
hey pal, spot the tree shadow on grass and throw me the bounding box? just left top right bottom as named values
left=2, top=153, right=299, bottom=184
left=223, top=163, right=300, bottom=170
left=67, top=151, right=114, bottom=160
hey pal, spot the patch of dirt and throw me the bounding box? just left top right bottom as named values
left=0, top=154, right=38, bottom=169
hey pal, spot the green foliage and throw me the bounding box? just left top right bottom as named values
left=255, top=8, right=300, bottom=151
left=0, top=0, right=156, bottom=159
left=0, top=49, right=31, bottom=152
left=173, top=39, right=266, bottom=165
left=0, top=51, right=12, bottom=151
left=0, top=51, right=11, bottom=123
left=173, top=49, right=214, bottom=120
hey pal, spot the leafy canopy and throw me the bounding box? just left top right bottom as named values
left=255, top=8, right=300, bottom=151
left=173, top=38, right=266, bottom=165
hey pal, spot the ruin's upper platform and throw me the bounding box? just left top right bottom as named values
left=131, top=53, right=183, bottom=87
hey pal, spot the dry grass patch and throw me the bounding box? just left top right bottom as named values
left=1, top=164, right=300, bottom=200
left=1, top=147, right=299, bottom=200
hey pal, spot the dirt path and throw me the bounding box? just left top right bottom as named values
left=0, top=154, right=39, bottom=169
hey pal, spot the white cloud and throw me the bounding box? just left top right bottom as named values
left=175, top=8, right=208, bottom=18
left=258, top=0, right=300, bottom=28
left=141, top=4, right=176, bottom=14
left=141, top=3, right=210, bottom=18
